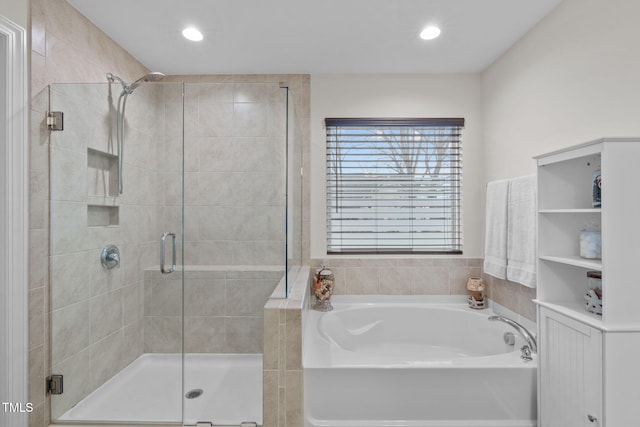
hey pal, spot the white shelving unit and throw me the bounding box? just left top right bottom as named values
left=535, top=138, right=640, bottom=426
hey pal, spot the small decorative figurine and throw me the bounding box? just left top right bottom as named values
left=592, top=167, right=601, bottom=208
left=584, top=289, right=603, bottom=315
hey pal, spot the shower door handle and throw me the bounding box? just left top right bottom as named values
left=160, top=232, right=176, bottom=274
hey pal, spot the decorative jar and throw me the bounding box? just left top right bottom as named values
left=313, top=267, right=334, bottom=311
left=580, top=230, right=602, bottom=259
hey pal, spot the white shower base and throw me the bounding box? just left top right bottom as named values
left=58, top=353, right=262, bottom=426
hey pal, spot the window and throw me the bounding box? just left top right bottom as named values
left=325, top=118, right=464, bottom=254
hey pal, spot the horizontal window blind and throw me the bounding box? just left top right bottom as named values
left=326, top=118, right=464, bottom=254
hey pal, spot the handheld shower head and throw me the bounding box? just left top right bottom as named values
left=107, top=71, right=166, bottom=95
left=106, top=70, right=165, bottom=194
left=128, top=72, right=166, bottom=92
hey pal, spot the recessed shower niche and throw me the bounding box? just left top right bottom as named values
left=87, top=148, right=118, bottom=198
left=87, top=148, right=119, bottom=226
left=87, top=205, right=119, bottom=227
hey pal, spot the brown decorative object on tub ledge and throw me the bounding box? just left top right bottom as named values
left=467, top=277, right=486, bottom=309
left=313, top=266, right=334, bottom=311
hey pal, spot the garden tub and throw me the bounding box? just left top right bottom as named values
left=303, top=296, right=537, bottom=427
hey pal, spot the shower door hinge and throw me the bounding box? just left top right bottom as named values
left=46, top=374, right=63, bottom=395
left=46, top=111, right=64, bottom=131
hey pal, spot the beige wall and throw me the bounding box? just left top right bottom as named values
left=307, top=74, right=494, bottom=316
left=310, top=74, right=484, bottom=259
left=0, top=0, right=28, bottom=29
left=30, top=0, right=148, bottom=95
left=482, top=0, right=640, bottom=181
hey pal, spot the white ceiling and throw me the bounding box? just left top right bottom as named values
left=67, top=0, right=562, bottom=75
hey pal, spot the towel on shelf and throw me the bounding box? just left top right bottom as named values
left=506, top=175, right=537, bottom=288
left=484, top=179, right=509, bottom=280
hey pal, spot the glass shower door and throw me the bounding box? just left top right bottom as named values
left=180, top=80, right=294, bottom=426
left=48, top=81, right=186, bottom=424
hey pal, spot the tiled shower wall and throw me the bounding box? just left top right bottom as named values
left=145, top=267, right=284, bottom=354
left=163, top=74, right=310, bottom=269
left=179, top=80, right=288, bottom=266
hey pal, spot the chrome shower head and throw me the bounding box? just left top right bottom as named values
left=107, top=71, right=165, bottom=95
left=128, top=72, right=166, bottom=92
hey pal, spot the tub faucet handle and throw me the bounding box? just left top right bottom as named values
left=520, top=345, right=532, bottom=361
left=488, top=315, right=537, bottom=353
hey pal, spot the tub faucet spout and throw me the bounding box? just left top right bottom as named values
left=488, top=315, right=537, bottom=354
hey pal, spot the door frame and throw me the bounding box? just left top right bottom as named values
left=0, top=13, right=29, bottom=427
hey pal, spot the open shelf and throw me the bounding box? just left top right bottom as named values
left=536, top=138, right=640, bottom=328
left=539, top=255, right=601, bottom=270
left=535, top=138, right=640, bottom=426
left=539, top=208, right=601, bottom=214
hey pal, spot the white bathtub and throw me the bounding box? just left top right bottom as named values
left=303, top=296, right=537, bottom=427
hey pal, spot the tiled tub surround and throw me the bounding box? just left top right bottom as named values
left=483, top=274, right=536, bottom=322
left=263, top=260, right=537, bottom=427
left=144, top=265, right=283, bottom=354
left=312, top=257, right=535, bottom=322
left=317, top=257, right=483, bottom=296
left=263, top=266, right=311, bottom=427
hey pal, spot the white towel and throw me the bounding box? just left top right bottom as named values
left=506, top=175, right=537, bottom=288
left=484, top=179, right=509, bottom=280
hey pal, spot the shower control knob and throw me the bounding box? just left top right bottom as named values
left=587, top=414, right=598, bottom=423
left=100, top=244, right=120, bottom=269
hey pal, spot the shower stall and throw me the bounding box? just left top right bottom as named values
left=46, top=76, right=303, bottom=425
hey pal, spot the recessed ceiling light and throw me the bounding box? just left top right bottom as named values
left=182, top=27, right=203, bottom=42
left=419, top=26, right=441, bottom=41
